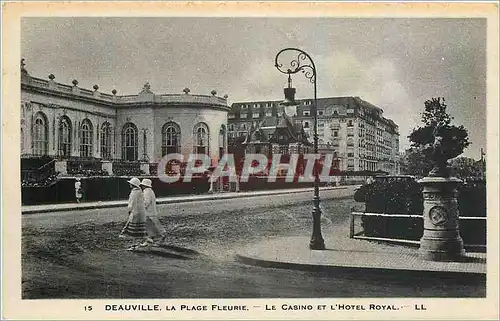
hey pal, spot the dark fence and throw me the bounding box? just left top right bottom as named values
left=21, top=176, right=210, bottom=205
left=353, top=178, right=487, bottom=246
left=238, top=176, right=328, bottom=191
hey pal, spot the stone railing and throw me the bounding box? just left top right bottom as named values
left=24, top=76, right=228, bottom=108
left=117, top=93, right=228, bottom=107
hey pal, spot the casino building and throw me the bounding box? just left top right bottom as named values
left=20, top=59, right=230, bottom=179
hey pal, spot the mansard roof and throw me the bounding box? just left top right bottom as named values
left=243, top=112, right=312, bottom=146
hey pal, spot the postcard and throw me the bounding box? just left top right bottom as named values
left=2, top=1, right=499, bottom=320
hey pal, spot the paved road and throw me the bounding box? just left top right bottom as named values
left=22, top=186, right=358, bottom=229
left=21, top=188, right=485, bottom=299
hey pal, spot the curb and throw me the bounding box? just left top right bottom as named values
left=22, top=186, right=353, bottom=214
left=234, top=254, right=487, bottom=279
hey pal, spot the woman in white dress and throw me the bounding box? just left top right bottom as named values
left=119, top=177, right=148, bottom=245
left=74, top=178, right=82, bottom=203
left=140, top=178, right=167, bottom=243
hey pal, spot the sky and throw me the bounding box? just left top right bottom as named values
left=21, top=18, right=487, bottom=159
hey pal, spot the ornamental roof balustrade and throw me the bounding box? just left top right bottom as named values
left=116, top=93, right=228, bottom=106
left=22, top=75, right=229, bottom=108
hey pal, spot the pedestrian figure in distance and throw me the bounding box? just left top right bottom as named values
left=140, top=178, right=167, bottom=245
left=74, top=177, right=83, bottom=203
left=119, top=177, right=148, bottom=250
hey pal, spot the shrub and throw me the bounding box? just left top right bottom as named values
left=355, top=177, right=486, bottom=243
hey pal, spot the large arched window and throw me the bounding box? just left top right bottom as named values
left=122, top=122, right=138, bottom=161
left=58, top=116, right=72, bottom=157
left=193, top=122, right=209, bottom=155
left=79, top=119, right=93, bottom=157
left=219, top=124, right=226, bottom=159
left=100, top=122, right=112, bottom=160
left=161, top=122, right=181, bottom=156
left=33, top=112, right=48, bottom=156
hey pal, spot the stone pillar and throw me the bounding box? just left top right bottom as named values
left=55, top=160, right=67, bottom=175
left=418, top=177, right=465, bottom=261
left=102, top=161, right=113, bottom=175
left=140, top=163, right=150, bottom=175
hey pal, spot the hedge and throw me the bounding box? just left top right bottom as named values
left=355, top=178, right=486, bottom=246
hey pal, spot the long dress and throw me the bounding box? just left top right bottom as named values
left=120, top=187, right=147, bottom=237
left=75, top=181, right=82, bottom=201
left=143, top=187, right=166, bottom=238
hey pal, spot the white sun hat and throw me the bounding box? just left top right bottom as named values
left=140, top=178, right=153, bottom=188
left=127, top=177, right=141, bottom=188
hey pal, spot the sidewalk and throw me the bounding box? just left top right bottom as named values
left=22, top=185, right=356, bottom=214
left=235, top=235, right=486, bottom=277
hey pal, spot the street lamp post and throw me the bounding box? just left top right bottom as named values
left=275, top=48, right=325, bottom=250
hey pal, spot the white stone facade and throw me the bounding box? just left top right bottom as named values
left=21, top=70, right=230, bottom=165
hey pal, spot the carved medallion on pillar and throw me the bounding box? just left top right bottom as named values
left=418, top=177, right=465, bottom=261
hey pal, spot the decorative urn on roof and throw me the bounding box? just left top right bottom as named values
left=140, top=82, right=153, bottom=94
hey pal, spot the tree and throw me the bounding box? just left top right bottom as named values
left=400, top=147, right=434, bottom=177
left=449, top=157, right=486, bottom=180
left=408, top=98, right=471, bottom=177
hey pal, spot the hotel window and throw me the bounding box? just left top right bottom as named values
left=58, top=116, right=72, bottom=158
left=100, top=122, right=112, bottom=160
left=240, top=113, right=248, bottom=119
left=304, top=121, right=310, bottom=129
left=347, top=137, right=354, bottom=146
left=279, top=145, right=289, bottom=155
left=347, top=120, right=354, bottom=127
left=79, top=119, right=93, bottom=158
left=33, top=112, right=48, bottom=156
left=253, top=112, right=260, bottom=118
left=265, top=111, right=272, bottom=117
left=219, top=125, right=226, bottom=158
left=122, top=122, right=138, bottom=161
left=193, top=122, right=209, bottom=155
left=241, top=105, right=248, bottom=109
left=303, top=109, right=310, bottom=116
left=318, top=111, right=324, bottom=116
left=333, top=130, right=338, bottom=137
left=162, top=122, right=181, bottom=156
